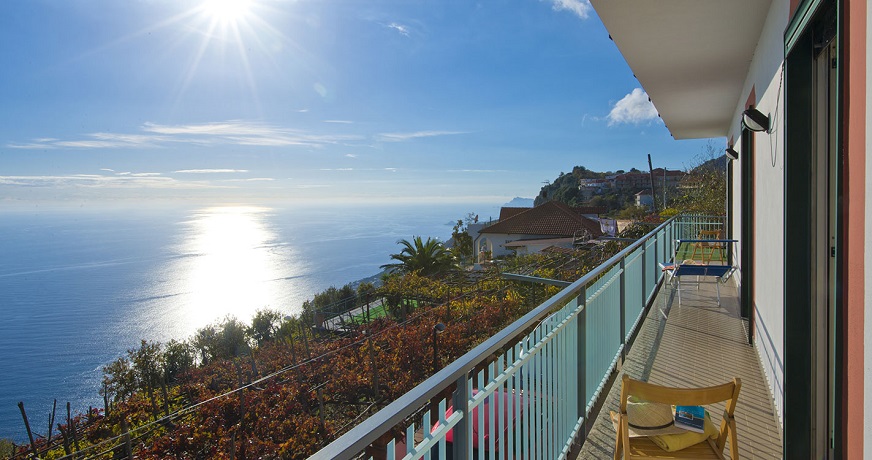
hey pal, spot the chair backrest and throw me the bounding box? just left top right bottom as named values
left=697, top=229, right=723, bottom=239
left=620, top=375, right=740, bottom=410
left=619, top=374, right=742, bottom=454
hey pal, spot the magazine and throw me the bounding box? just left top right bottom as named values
left=674, top=405, right=705, bottom=433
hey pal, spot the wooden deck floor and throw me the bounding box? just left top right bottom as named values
left=576, top=275, right=783, bottom=459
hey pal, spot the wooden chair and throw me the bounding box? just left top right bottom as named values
left=613, top=375, right=742, bottom=459
left=689, top=230, right=725, bottom=263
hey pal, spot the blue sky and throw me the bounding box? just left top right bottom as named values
left=0, top=0, right=715, bottom=205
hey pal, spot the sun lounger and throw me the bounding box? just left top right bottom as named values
left=659, top=262, right=735, bottom=306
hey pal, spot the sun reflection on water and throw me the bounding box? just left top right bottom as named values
left=182, top=205, right=283, bottom=331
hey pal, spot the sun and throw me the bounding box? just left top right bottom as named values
left=200, top=0, right=253, bottom=24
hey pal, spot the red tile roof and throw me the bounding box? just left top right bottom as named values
left=499, top=207, right=530, bottom=221
left=480, top=201, right=604, bottom=237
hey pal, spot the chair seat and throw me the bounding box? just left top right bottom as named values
left=625, top=437, right=724, bottom=459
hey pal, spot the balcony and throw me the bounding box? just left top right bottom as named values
left=577, top=261, right=782, bottom=458
left=311, top=216, right=782, bottom=459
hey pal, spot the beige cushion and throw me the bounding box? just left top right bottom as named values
left=649, top=410, right=719, bottom=452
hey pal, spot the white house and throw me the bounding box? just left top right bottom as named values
left=634, top=190, right=653, bottom=210
left=474, top=201, right=604, bottom=262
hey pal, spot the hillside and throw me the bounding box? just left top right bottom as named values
left=534, top=165, right=642, bottom=212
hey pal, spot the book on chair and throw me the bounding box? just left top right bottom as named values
left=674, top=405, right=705, bottom=433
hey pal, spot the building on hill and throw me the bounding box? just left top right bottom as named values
left=612, top=168, right=684, bottom=191
left=474, top=201, right=604, bottom=262
left=635, top=190, right=654, bottom=210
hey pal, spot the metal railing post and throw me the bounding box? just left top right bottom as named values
left=576, top=287, right=587, bottom=438
left=452, top=373, right=469, bottom=459
left=619, top=258, right=626, bottom=364
left=641, top=243, right=647, bottom=303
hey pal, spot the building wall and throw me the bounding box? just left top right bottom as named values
left=846, top=0, right=867, bottom=454
left=865, top=2, right=872, bottom=454
left=635, top=194, right=653, bottom=209
left=475, top=233, right=553, bottom=260
left=728, top=0, right=788, bottom=427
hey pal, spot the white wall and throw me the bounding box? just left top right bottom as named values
left=475, top=233, right=554, bottom=260
left=729, top=0, right=788, bottom=427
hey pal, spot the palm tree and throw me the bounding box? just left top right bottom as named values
left=381, top=236, right=456, bottom=276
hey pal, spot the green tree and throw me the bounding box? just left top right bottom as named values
left=0, top=439, right=14, bottom=458
left=163, top=339, right=195, bottom=383
left=356, top=281, right=376, bottom=305
left=101, top=356, right=136, bottom=402
left=130, top=340, right=163, bottom=389
left=130, top=340, right=164, bottom=415
left=381, top=236, right=456, bottom=277
left=193, top=324, right=220, bottom=365
left=193, top=316, right=250, bottom=363
left=219, top=316, right=249, bottom=357
left=617, top=205, right=652, bottom=221
left=450, top=214, right=475, bottom=263
left=247, top=308, right=282, bottom=347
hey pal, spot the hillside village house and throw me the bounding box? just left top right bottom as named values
left=474, top=201, right=604, bottom=262
left=591, top=0, right=870, bottom=456
left=612, top=168, right=684, bottom=191
left=577, top=169, right=683, bottom=192
left=634, top=190, right=654, bottom=210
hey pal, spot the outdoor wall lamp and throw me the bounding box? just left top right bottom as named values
left=725, top=147, right=739, bottom=161
left=742, top=108, right=770, bottom=133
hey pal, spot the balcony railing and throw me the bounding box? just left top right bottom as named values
left=311, top=215, right=726, bottom=460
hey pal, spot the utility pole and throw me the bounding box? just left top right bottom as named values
left=663, top=167, right=667, bottom=208
left=647, top=154, right=658, bottom=213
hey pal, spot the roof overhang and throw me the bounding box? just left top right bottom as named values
left=590, top=0, right=773, bottom=139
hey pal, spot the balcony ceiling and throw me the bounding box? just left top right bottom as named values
left=590, top=0, right=773, bottom=139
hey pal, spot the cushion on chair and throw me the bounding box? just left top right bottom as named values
left=648, top=410, right=719, bottom=452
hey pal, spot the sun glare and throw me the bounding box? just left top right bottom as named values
left=201, top=0, right=253, bottom=24
left=183, top=206, right=282, bottom=331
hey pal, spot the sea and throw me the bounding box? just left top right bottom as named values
left=0, top=202, right=499, bottom=442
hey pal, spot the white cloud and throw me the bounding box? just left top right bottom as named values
left=607, top=88, right=659, bottom=126
left=174, top=169, right=249, bottom=174
left=376, top=130, right=467, bottom=142
left=0, top=174, right=219, bottom=190
left=387, top=22, right=410, bottom=37
left=345, top=153, right=358, bottom=158
left=8, top=120, right=366, bottom=150
left=550, top=0, right=591, bottom=19
left=8, top=120, right=470, bottom=152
